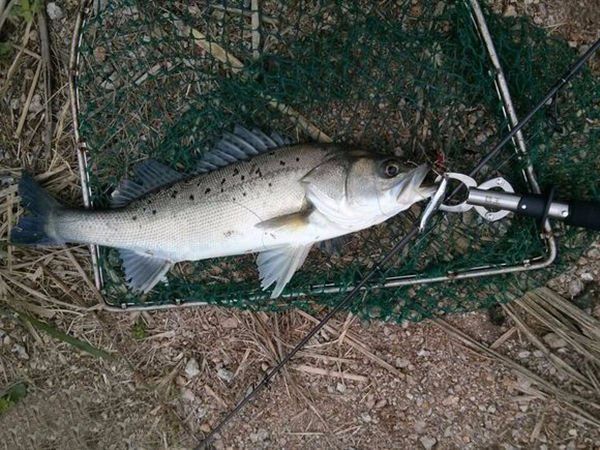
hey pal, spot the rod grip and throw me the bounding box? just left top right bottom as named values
left=564, top=200, right=600, bottom=231
left=516, top=194, right=549, bottom=220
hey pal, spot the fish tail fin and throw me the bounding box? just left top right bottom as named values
left=10, top=173, right=64, bottom=246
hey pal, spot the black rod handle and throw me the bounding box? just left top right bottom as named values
left=564, top=200, right=600, bottom=231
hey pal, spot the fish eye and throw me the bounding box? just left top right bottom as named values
left=382, top=160, right=401, bottom=178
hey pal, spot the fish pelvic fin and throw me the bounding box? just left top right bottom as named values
left=119, top=249, right=172, bottom=294
left=10, top=172, right=64, bottom=246
left=256, top=244, right=313, bottom=298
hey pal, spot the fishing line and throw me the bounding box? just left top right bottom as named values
left=196, top=37, right=599, bottom=449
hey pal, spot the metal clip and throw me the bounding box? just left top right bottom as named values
left=434, top=172, right=515, bottom=222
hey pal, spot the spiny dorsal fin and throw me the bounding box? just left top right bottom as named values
left=119, top=249, right=172, bottom=293
left=256, top=244, right=313, bottom=298
left=196, top=125, right=295, bottom=173
left=111, top=160, right=185, bottom=207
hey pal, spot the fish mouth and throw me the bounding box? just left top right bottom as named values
left=394, top=164, right=434, bottom=202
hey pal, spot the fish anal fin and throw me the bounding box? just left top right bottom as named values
left=256, top=244, right=312, bottom=298
left=119, top=249, right=172, bottom=294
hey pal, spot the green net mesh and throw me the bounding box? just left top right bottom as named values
left=74, top=0, right=599, bottom=318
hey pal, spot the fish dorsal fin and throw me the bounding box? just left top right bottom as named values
left=119, top=249, right=172, bottom=293
left=256, top=244, right=312, bottom=298
left=111, top=160, right=185, bottom=207
left=196, top=125, right=294, bottom=173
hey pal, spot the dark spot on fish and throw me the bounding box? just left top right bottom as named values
left=269, top=151, right=275, bottom=156
left=232, top=197, right=236, bottom=201
left=268, top=182, right=272, bottom=187
left=143, top=207, right=147, bottom=212
left=242, top=192, right=247, bottom=197
left=152, top=210, right=157, bottom=215
left=279, top=160, right=286, bottom=166
left=205, top=188, right=211, bottom=194
left=189, top=194, right=194, bottom=201
left=224, top=230, right=234, bottom=237
left=255, top=168, right=262, bottom=177
left=233, top=168, right=239, bottom=176
left=220, top=188, right=224, bottom=193
left=295, top=157, right=300, bottom=162
left=132, top=216, right=137, bottom=221
left=171, top=191, right=178, bottom=199
left=221, top=178, right=226, bottom=185
left=241, top=175, right=245, bottom=181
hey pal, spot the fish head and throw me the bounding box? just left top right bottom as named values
left=345, top=154, right=435, bottom=215
left=303, top=149, right=436, bottom=227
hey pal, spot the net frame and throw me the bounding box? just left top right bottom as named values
left=67, top=0, right=570, bottom=312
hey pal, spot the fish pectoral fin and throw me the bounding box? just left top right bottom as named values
left=255, top=210, right=311, bottom=232
left=256, top=244, right=312, bottom=298
left=119, top=249, right=172, bottom=294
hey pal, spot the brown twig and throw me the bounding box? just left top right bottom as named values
left=37, top=9, right=53, bottom=155
left=15, top=59, right=42, bottom=138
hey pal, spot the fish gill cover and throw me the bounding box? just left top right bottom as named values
left=74, top=0, right=599, bottom=318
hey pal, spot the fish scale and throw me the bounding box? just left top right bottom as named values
left=54, top=145, right=330, bottom=261
left=11, top=126, right=434, bottom=296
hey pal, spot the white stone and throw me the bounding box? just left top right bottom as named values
left=185, top=358, right=200, bottom=378
left=568, top=279, right=584, bottom=297
left=181, top=388, right=195, bottom=402
left=11, top=343, right=29, bottom=360
left=46, top=2, right=64, bottom=20
left=420, top=436, right=437, bottom=450
left=543, top=333, right=567, bottom=349
left=217, top=367, right=234, bottom=382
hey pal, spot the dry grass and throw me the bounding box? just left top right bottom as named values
left=436, top=287, right=600, bottom=429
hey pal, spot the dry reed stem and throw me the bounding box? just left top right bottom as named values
left=435, top=313, right=600, bottom=428
left=297, top=310, right=404, bottom=379
left=37, top=10, right=53, bottom=154
left=15, top=59, right=42, bottom=138
left=292, top=364, right=368, bottom=382
left=0, top=20, right=33, bottom=98
left=251, top=0, right=260, bottom=60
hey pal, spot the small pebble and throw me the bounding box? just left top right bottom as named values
left=185, top=358, right=200, bottom=379
left=543, top=333, right=567, bottom=349
left=28, top=94, right=43, bottom=114
left=414, top=420, right=426, bottom=434
left=517, top=351, right=531, bottom=359
left=46, top=2, right=64, bottom=20
left=249, top=428, right=269, bottom=443
left=395, top=357, right=411, bottom=369
left=336, top=382, right=346, bottom=394
left=217, top=367, right=234, bottom=383
left=12, top=343, right=29, bottom=360
left=360, top=412, right=372, bottom=423
left=181, top=388, right=195, bottom=402
left=420, top=436, right=437, bottom=450
left=568, top=279, right=584, bottom=298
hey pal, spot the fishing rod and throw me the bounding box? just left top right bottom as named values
left=196, top=37, right=600, bottom=449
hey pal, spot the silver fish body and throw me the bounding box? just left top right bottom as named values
left=12, top=127, right=435, bottom=297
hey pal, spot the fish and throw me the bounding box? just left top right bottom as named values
left=10, top=126, right=436, bottom=298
